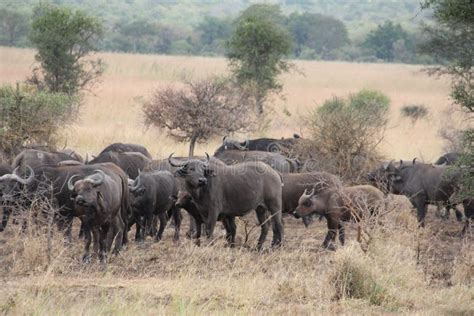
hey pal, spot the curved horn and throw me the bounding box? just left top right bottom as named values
left=203, top=153, right=210, bottom=167
left=86, top=169, right=105, bottom=187
left=412, top=158, right=417, bottom=165
left=127, top=178, right=134, bottom=187
left=130, top=175, right=142, bottom=192
left=168, top=153, right=187, bottom=168
left=222, top=136, right=227, bottom=142
left=10, top=166, right=34, bottom=185
left=308, top=188, right=315, bottom=196
left=67, top=175, right=80, bottom=191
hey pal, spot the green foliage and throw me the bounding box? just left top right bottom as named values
left=363, top=21, right=414, bottom=62
left=227, top=4, right=292, bottom=115
left=421, top=0, right=473, bottom=199
left=310, top=89, right=390, bottom=179
left=196, top=16, right=233, bottom=55
left=0, top=84, right=79, bottom=155
left=29, top=4, right=104, bottom=95
left=0, top=8, right=30, bottom=46
left=287, top=12, right=349, bottom=58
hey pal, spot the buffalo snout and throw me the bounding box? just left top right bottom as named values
left=197, top=178, right=207, bottom=187
left=75, top=195, right=87, bottom=205
left=293, top=210, right=301, bottom=218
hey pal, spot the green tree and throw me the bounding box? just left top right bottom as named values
left=0, top=8, right=30, bottom=46
left=420, top=0, right=474, bottom=199
left=0, top=84, right=79, bottom=156
left=29, top=5, right=104, bottom=95
left=226, top=4, right=292, bottom=115
left=287, top=12, right=349, bottom=58
left=363, top=21, right=412, bottom=61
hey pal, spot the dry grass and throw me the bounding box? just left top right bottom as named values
left=0, top=46, right=464, bottom=161
left=0, top=46, right=473, bottom=314
left=0, top=199, right=472, bottom=314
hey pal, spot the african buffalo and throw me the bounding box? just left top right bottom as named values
left=435, top=152, right=460, bottom=165
left=13, top=149, right=83, bottom=173
left=0, top=164, right=15, bottom=231
left=169, top=154, right=284, bottom=249
left=214, top=134, right=302, bottom=155
left=88, top=151, right=151, bottom=178
left=215, top=150, right=300, bottom=173
left=294, top=185, right=385, bottom=250
left=129, top=170, right=180, bottom=242
left=382, top=161, right=461, bottom=226
left=99, top=142, right=152, bottom=159
left=68, top=168, right=129, bottom=264
left=281, top=172, right=342, bottom=226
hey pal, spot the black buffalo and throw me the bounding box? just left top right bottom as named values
left=88, top=151, right=151, bottom=178
left=382, top=161, right=461, bottom=226
left=435, top=152, right=460, bottom=165
left=13, top=149, right=83, bottom=173
left=128, top=170, right=180, bottom=242
left=169, top=154, right=284, bottom=249
left=214, top=134, right=302, bottom=155
left=99, top=142, right=152, bottom=159
left=215, top=150, right=301, bottom=173
left=68, top=168, right=130, bottom=264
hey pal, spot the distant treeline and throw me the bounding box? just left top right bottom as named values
left=0, top=1, right=434, bottom=64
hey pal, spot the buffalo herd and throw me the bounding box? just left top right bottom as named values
left=0, top=138, right=471, bottom=264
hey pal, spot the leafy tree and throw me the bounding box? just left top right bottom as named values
left=226, top=4, right=292, bottom=115
left=29, top=5, right=104, bottom=95
left=363, top=21, right=412, bottom=61
left=287, top=12, right=349, bottom=58
left=420, top=0, right=474, bottom=199
left=142, top=76, right=255, bottom=156
left=0, top=84, right=79, bottom=156
left=0, top=8, right=30, bottom=46
left=308, top=89, right=390, bottom=180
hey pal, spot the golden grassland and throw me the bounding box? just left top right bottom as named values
left=0, top=46, right=464, bottom=160
left=0, top=46, right=473, bottom=314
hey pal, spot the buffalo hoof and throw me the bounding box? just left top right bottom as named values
left=323, top=243, right=336, bottom=251
left=82, top=254, right=92, bottom=264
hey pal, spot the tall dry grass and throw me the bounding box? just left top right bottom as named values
left=0, top=46, right=462, bottom=161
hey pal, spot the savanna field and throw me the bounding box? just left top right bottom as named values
left=0, top=46, right=473, bottom=314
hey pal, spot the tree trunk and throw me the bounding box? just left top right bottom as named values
left=189, top=135, right=197, bottom=157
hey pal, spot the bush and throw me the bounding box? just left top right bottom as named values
left=306, top=89, right=389, bottom=181
left=0, top=84, right=78, bottom=157
left=142, top=76, right=256, bottom=156
left=400, top=104, right=429, bottom=123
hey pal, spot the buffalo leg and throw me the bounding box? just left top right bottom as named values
left=338, top=223, right=345, bottom=245
left=155, top=212, right=168, bottom=242
left=222, top=216, right=236, bottom=247
left=187, top=215, right=197, bottom=239
left=171, top=206, right=181, bottom=242
left=0, top=207, right=12, bottom=232
left=256, top=209, right=270, bottom=250
left=267, top=202, right=284, bottom=248
left=82, top=223, right=93, bottom=263
left=193, top=216, right=202, bottom=246
left=323, top=217, right=339, bottom=250
left=205, top=211, right=218, bottom=241
left=99, top=224, right=110, bottom=264
left=411, top=196, right=427, bottom=227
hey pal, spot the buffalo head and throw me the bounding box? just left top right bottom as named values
left=169, top=153, right=214, bottom=188
left=0, top=166, right=34, bottom=203
left=68, top=170, right=105, bottom=213
left=293, top=188, right=315, bottom=218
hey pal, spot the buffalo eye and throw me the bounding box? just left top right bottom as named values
left=303, top=199, right=312, bottom=207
